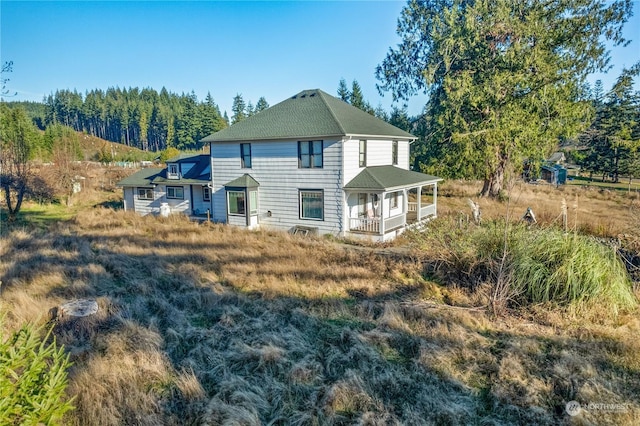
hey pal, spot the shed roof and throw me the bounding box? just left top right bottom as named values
left=201, top=89, right=415, bottom=143
left=224, top=174, right=260, bottom=188
left=344, top=166, right=441, bottom=191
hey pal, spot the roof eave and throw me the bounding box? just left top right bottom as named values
left=203, top=133, right=347, bottom=143
left=344, top=133, right=415, bottom=141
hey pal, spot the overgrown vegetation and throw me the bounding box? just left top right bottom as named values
left=0, top=319, right=74, bottom=424
left=1, top=185, right=639, bottom=424
left=408, top=219, right=637, bottom=314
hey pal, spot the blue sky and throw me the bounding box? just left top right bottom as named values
left=1, top=1, right=639, bottom=117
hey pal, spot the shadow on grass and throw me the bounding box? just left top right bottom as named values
left=1, top=212, right=638, bottom=425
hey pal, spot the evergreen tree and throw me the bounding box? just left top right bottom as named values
left=376, top=0, right=632, bottom=197
left=246, top=101, right=255, bottom=118
left=231, top=94, right=247, bottom=124
left=350, top=80, right=365, bottom=110
left=337, top=78, right=350, bottom=102
left=255, top=97, right=269, bottom=113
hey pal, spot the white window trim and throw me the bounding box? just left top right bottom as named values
left=168, top=164, right=179, bottom=179
left=166, top=186, right=184, bottom=199
left=137, top=188, right=154, bottom=200
left=299, top=189, right=324, bottom=221
left=227, top=190, right=246, bottom=216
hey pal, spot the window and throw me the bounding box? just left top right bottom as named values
left=166, top=186, right=184, bottom=199
left=227, top=191, right=246, bottom=215
left=203, top=187, right=211, bottom=202
left=390, top=191, right=399, bottom=209
left=168, top=164, right=179, bottom=179
left=300, top=190, right=323, bottom=220
left=298, top=141, right=323, bottom=168
left=359, top=140, right=367, bottom=167
left=137, top=188, right=153, bottom=200
left=241, top=143, right=252, bottom=168
left=392, top=141, right=398, bottom=165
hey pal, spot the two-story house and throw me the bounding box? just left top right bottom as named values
left=201, top=89, right=441, bottom=241
left=117, top=154, right=211, bottom=217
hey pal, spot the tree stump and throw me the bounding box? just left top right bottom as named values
left=49, top=299, right=99, bottom=321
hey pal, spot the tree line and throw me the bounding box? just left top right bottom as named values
left=6, top=88, right=274, bottom=153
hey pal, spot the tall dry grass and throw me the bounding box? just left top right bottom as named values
left=0, top=180, right=639, bottom=424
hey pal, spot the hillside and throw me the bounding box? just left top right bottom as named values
left=1, top=180, right=639, bottom=424
left=75, top=133, right=153, bottom=162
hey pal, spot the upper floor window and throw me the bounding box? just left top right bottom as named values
left=298, top=141, right=323, bottom=168
left=392, top=141, right=398, bottom=165
left=241, top=143, right=252, bottom=168
left=166, top=186, right=184, bottom=199
left=168, top=164, right=179, bottom=179
left=359, top=140, right=367, bottom=167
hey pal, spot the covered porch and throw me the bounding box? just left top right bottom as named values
left=344, top=166, right=441, bottom=241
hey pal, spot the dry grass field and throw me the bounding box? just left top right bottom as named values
left=1, top=177, right=639, bottom=425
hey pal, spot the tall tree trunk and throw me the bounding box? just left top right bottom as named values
left=480, top=154, right=508, bottom=198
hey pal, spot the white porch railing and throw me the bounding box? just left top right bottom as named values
left=349, top=217, right=380, bottom=233
left=421, top=204, right=436, bottom=217
left=408, top=202, right=418, bottom=212
left=384, top=213, right=406, bottom=231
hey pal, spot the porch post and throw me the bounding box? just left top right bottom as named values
left=379, top=192, right=385, bottom=235
left=403, top=188, right=408, bottom=214
left=417, top=185, right=422, bottom=221
left=433, top=183, right=437, bottom=217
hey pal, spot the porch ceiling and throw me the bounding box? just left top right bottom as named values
left=344, top=166, right=441, bottom=191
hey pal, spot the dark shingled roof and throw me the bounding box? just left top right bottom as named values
left=201, top=89, right=415, bottom=143
left=117, top=154, right=211, bottom=187
left=116, top=168, right=162, bottom=187
left=344, top=166, right=441, bottom=191
left=224, top=174, right=260, bottom=188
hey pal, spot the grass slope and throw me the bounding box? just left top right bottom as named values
left=1, top=203, right=639, bottom=424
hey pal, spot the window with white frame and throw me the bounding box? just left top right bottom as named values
left=249, top=190, right=258, bottom=215
left=203, top=187, right=211, bottom=202
left=300, top=190, right=323, bottom=220
left=298, top=141, right=323, bottom=168
left=359, top=140, right=367, bottom=167
left=241, top=143, right=252, bottom=168
left=166, top=186, right=184, bottom=199
left=390, top=191, right=399, bottom=209
left=392, top=141, right=398, bottom=165
left=168, top=164, right=179, bottom=179
left=227, top=191, right=246, bottom=215
left=137, top=188, right=153, bottom=200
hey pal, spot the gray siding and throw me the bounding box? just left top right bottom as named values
left=343, top=138, right=412, bottom=185
left=191, top=185, right=211, bottom=214
left=132, top=186, right=158, bottom=216
left=123, top=188, right=135, bottom=211
left=157, top=184, right=191, bottom=215
left=211, top=139, right=343, bottom=234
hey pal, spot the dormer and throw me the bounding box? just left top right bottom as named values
left=167, top=163, right=180, bottom=179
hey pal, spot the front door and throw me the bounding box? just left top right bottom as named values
left=358, top=193, right=368, bottom=217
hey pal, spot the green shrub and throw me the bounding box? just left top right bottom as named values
left=411, top=219, right=638, bottom=313
left=0, top=320, right=74, bottom=425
